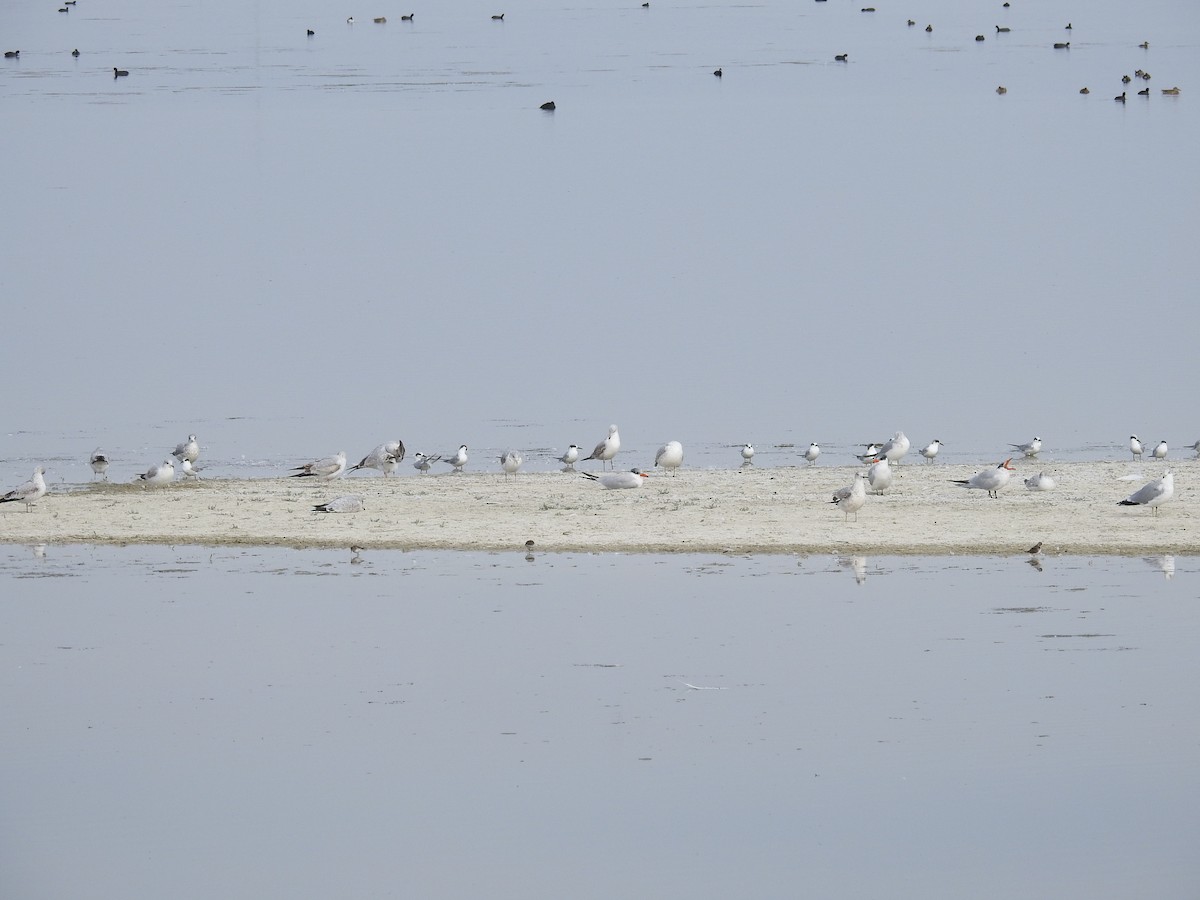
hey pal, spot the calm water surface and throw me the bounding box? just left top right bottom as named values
left=2, top=545, right=1196, bottom=898
left=2, top=0, right=1199, bottom=460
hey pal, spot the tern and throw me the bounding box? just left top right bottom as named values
left=412, top=452, right=440, bottom=473
left=313, top=495, right=365, bottom=513
left=557, top=445, right=580, bottom=468
left=139, top=459, right=175, bottom=486
left=349, top=441, right=404, bottom=477
left=583, top=425, right=621, bottom=469
left=1118, top=471, right=1174, bottom=513
left=90, top=449, right=110, bottom=480
left=1129, top=435, right=1143, bottom=460
left=1151, top=440, right=1168, bottom=460
left=290, top=451, right=346, bottom=479
left=1010, top=436, right=1042, bottom=458
left=878, top=431, right=910, bottom=463
left=655, top=441, right=684, bottom=475
left=180, top=459, right=205, bottom=480
left=804, top=443, right=821, bottom=465
left=856, top=442, right=885, bottom=463
left=500, top=450, right=523, bottom=478
left=582, top=468, right=647, bottom=489
left=1, top=467, right=47, bottom=511
left=919, top=439, right=943, bottom=463
left=1024, top=472, right=1056, bottom=491
left=831, top=472, right=867, bottom=521
left=172, top=434, right=200, bottom=463
left=867, top=457, right=892, bottom=494
left=952, top=458, right=1015, bottom=498
left=443, top=445, right=469, bottom=472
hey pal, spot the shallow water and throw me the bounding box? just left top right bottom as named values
left=2, top=545, right=1196, bottom=898
left=2, top=0, right=1199, bottom=462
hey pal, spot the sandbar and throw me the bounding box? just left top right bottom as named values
left=1, top=461, right=1195, bottom=555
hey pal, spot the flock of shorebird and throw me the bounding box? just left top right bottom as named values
left=829, top=432, right=1186, bottom=520
left=1, top=427, right=1194, bottom=519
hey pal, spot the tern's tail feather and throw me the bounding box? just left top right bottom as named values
left=950, top=479, right=969, bottom=485
left=580, top=472, right=599, bottom=482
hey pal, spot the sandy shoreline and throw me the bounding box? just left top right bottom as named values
left=0, top=461, right=1194, bottom=555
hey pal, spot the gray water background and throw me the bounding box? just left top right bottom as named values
left=2, top=0, right=1198, bottom=481
left=2, top=545, right=1196, bottom=899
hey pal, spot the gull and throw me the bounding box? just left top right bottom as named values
left=172, top=434, right=200, bottom=463
left=1, top=466, right=47, bottom=511
left=412, top=452, right=440, bottom=473
left=1151, top=440, right=1168, bottom=460
left=583, top=424, right=620, bottom=469
left=349, top=441, right=404, bottom=477
left=919, top=439, right=943, bottom=463
left=180, top=459, right=205, bottom=480
left=500, top=450, right=523, bottom=477
left=582, top=468, right=647, bottom=489
left=832, top=472, right=867, bottom=521
left=741, top=443, right=755, bottom=464
left=867, top=457, right=892, bottom=494
left=804, top=443, right=821, bottom=465
left=1118, top=471, right=1174, bottom=513
left=878, top=431, right=910, bottom=464
left=1129, top=435, right=1143, bottom=460
left=655, top=440, right=684, bottom=475
left=952, top=458, right=1015, bottom=498
left=1010, top=436, right=1042, bottom=458
left=1024, top=472, right=1056, bottom=491
left=313, top=495, right=365, bottom=513
left=290, top=451, right=346, bottom=479
left=442, top=445, right=469, bottom=472
left=139, top=459, right=175, bottom=486
left=90, top=448, right=110, bottom=480
left=557, top=445, right=580, bottom=468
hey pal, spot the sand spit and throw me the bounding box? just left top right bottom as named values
left=0, top=462, right=1195, bottom=555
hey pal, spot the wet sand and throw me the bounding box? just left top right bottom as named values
left=0, top=461, right=1194, bottom=554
